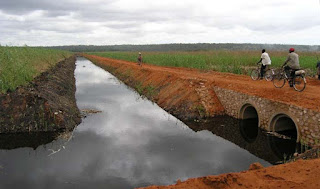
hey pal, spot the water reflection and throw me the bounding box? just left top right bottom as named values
left=268, top=135, right=299, bottom=160
left=185, top=116, right=298, bottom=164
left=239, top=119, right=259, bottom=143
left=0, top=58, right=271, bottom=189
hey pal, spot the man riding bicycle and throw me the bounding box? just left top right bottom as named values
left=282, top=48, right=300, bottom=87
left=257, top=49, right=271, bottom=78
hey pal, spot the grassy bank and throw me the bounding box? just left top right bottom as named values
left=0, top=46, right=72, bottom=93
left=89, top=51, right=319, bottom=75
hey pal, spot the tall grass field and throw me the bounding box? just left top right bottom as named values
left=89, top=51, right=320, bottom=76
left=0, top=46, right=71, bottom=93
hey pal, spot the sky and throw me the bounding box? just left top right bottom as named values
left=0, top=0, right=320, bottom=46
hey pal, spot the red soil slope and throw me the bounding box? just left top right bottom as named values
left=141, top=159, right=320, bottom=189
left=85, top=54, right=320, bottom=112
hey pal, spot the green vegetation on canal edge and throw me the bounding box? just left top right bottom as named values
left=0, top=46, right=72, bottom=93
left=89, top=51, right=319, bottom=76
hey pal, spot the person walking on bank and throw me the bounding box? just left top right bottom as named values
left=137, top=52, right=142, bottom=66
left=257, top=49, right=271, bottom=78
left=282, top=48, right=300, bottom=86
left=316, top=61, right=320, bottom=80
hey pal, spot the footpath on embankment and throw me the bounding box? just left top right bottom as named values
left=83, top=54, right=320, bottom=189
left=83, top=54, right=320, bottom=114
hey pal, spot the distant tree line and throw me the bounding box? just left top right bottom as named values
left=47, top=43, right=320, bottom=52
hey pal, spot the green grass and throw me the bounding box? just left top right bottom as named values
left=88, top=51, right=320, bottom=76
left=0, top=46, right=72, bottom=93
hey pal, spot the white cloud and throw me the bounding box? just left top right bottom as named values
left=0, top=0, right=319, bottom=46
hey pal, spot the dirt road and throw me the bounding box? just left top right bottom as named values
left=86, top=55, right=320, bottom=112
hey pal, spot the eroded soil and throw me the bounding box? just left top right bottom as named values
left=141, top=159, right=320, bottom=189
left=0, top=56, right=81, bottom=133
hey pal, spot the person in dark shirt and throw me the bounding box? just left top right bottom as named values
left=137, top=52, right=142, bottom=66
left=316, top=61, right=320, bottom=80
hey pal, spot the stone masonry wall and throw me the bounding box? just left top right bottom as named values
left=214, top=86, right=320, bottom=145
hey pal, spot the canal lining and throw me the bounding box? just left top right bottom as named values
left=239, top=104, right=259, bottom=142
left=270, top=114, right=298, bottom=141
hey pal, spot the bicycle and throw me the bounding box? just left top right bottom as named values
left=250, top=63, right=275, bottom=81
left=273, top=68, right=306, bottom=92
left=264, top=68, right=278, bottom=81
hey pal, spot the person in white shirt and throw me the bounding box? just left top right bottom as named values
left=257, top=49, right=272, bottom=78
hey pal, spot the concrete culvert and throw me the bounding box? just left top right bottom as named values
left=239, top=104, right=259, bottom=143
left=241, top=105, right=259, bottom=120
left=271, top=114, right=298, bottom=141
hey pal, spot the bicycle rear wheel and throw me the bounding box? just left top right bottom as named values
left=264, top=70, right=273, bottom=81
left=293, top=75, right=306, bottom=92
left=250, top=69, right=260, bottom=81
left=273, top=73, right=285, bottom=88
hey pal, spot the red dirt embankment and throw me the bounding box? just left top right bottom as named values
left=82, top=54, right=320, bottom=189
left=84, top=54, right=225, bottom=120
left=84, top=54, right=320, bottom=113
left=142, top=159, right=320, bottom=189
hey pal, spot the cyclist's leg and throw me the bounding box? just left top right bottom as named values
left=264, top=65, right=269, bottom=75
left=284, top=66, right=291, bottom=78
left=291, top=69, right=298, bottom=78
left=289, top=69, right=298, bottom=87
left=284, top=66, right=293, bottom=87
left=260, top=64, right=266, bottom=78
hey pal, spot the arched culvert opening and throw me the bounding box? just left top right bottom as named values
left=239, top=104, right=259, bottom=143
left=270, top=114, right=298, bottom=141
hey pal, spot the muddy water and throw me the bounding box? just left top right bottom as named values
left=0, top=57, right=298, bottom=189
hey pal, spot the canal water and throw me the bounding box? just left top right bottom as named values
left=0, top=58, right=297, bottom=188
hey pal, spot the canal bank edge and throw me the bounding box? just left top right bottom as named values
left=82, top=54, right=225, bottom=121
left=140, top=158, right=320, bottom=189
left=83, top=54, right=320, bottom=146
left=0, top=55, right=81, bottom=133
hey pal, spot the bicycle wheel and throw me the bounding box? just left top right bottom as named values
left=273, top=73, right=285, bottom=88
left=293, top=75, right=306, bottom=92
left=264, top=70, right=273, bottom=81
left=250, top=69, right=260, bottom=81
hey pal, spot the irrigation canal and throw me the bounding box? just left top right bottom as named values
left=0, top=57, right=298, bottom=188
